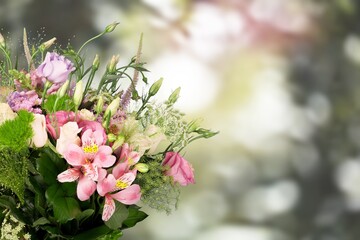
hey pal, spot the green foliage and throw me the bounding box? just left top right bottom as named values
left=136, top=157, right=180, bottom=213
left=43, top=94, right=75, bottom=113
left=105, top=202, right=128, bottom=230
left=0, top=147, right=29, bottom=203
left=0, top=110, right=34, bottom=151
left=122, top=206, right=148, bottom=229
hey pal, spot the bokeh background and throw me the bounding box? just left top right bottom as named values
left=2, top=0, right=360, bottom=239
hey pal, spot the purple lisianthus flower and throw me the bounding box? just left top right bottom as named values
left=7, top=90, right=42, bottom=114
left=36, top=52, right=75, bottom=84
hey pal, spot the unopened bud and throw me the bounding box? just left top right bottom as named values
left=112, top=135, right=125, bottom=151
left=108, top=133, right=117, bottom=142
left=73, top=80, right=83, bottom=108
left=104, top=97, right=120, bottom=118
left=57, top=79, right=69, bottom=98
left=95, top=96, right=104, bottom=114
left=187, top=119, right=201, bottom=133
left=107, top=55, right=119, bottom=74
left=92, top=54, right=100, bottom=70
left=149, top=78, right=163, bottom=96
left=0, top=33, right=5, bottom=48
left=104, top=22, right=119, bottom=33
left=167, top=87, right=181, bottom=105
left=40, top=37, right=56, bottom=50
left=135, top=163, right=149, bottom=173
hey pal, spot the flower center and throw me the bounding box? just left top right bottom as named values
left=83, top=143, right=98, bottom=154
left=115, top=180, right=129, bottom=189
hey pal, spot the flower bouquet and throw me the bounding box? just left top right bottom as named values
left=0, top=23, right=217, bottom=239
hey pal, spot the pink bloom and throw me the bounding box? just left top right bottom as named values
left=162, top=152, right=195, bottom=186
left=112, top=143, right=141, bottom=178
left=57, top=167, right=97, bottom=201
left=97, top=171, right=141, bottom=221
left=78, top=120, right=107, bottom=145
left=46, top=111, right=76, bottom=139
left=57, top=128, right=116, bottom=201
left=36, top=52, right=75, bottom=84
left=30, top=114, right=48, bottom=148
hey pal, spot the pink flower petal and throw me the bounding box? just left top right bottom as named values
left=94, top=146, right=116, bottom=168
left=82, top=163, right=99, bottom=181
left=117, top=172, right=136, bottom=189
left=98, top=168, right=108, bottom=182
left=77, top=176, right=96, bottom=201
left=102, top=194, right=116, bottom=221
left=112, top=162, right=128, bottom=179
left=111, top=184, right=141, bottom=205
left=97, top=174, right=116, bottom=196
left=64, top=144, right=86, bottom=166
left=57, top=168, right=81, bottom=182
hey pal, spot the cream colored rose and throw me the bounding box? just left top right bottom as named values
left=78, top=109, right=95, bottom=121
left=56, top=122, right=81, bottom=156
left=0, top=103, right=17, bottom=125
left=31, top=114, right=48, bottom=148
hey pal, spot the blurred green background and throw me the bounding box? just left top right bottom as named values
left=2, top=0, right=360, bottom=239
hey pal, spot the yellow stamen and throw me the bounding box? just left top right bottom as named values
left=116, top=180, right=128, bottom=189
left=83, top=144, right=98, bottom=154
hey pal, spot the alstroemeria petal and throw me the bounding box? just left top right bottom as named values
left=57, top=168, right=81, bottom=182
left=97, top=174, right=116, bottom=196
left=94, top=146, right=116, bottom=168
left=64, top=144, right=86, bottom=166
left=111, top=184, right=141, bottom=205
left=77, top=176, right=96, bottom=201
left=102, top=194, right=116, bottom=221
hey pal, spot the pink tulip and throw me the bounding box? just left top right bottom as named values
left=46, top=111, right=76, bottom=139
left=162, top=152, right=195, bottom=186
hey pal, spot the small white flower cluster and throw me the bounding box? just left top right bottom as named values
left=1, top=210, right=31, bottom=240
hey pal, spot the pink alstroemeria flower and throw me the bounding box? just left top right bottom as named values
left=57, top=128, right=116, bottom=201
left=112, top=143, right=141, bottom=175
left=97, top=169, right=141, bottom=221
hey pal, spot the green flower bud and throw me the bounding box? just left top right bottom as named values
left=167, top=87, right=181, bottom=105
left=135, top=163, right=149, bottom=173
left=40, top=37, right=56, bottom=51
left=73, top=80, right=83, bottom=108
left=187, top=119, right=201, bottom=133
left=57, top=79, right=69, bottom=98
left=107, top=55, right=119, bottom=74
left=0, top=33, right=5, bottom=48
left=104, top=97, right=120, bottom=118
left=112, top=135, right=125, bottom=151
left=92, top=54, right=100, bottom=70
left=107, top=133, right=117, bottom=142
left=149, top=78, right=163, bottom=96
left=104, top=22, right=119, bottom=33
left=95, top=96, right=104, bottom=114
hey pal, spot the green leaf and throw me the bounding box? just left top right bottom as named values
left=0, top=146, right=29, bottom=203
left=33, top=217, right=51, bottom=227
left=36, top=147, right=66, bottom=185
left=122, top=206, right=148, bottom=229
left=46, top=183, right=81, bottom=223
left=97, top=230, right=123, bottom=240
left=73, top=225, right=112, bottom=240
left=43, top=94, right=75, bottom=113
left=105, top=202, right=129, bottom=230
left=76, top=209, right=95, bottom=224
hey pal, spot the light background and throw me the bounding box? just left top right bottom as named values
left=2, top=0, right=360, bottom=239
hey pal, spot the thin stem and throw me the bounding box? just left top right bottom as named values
left=77, top=32, right=105, bottom=55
